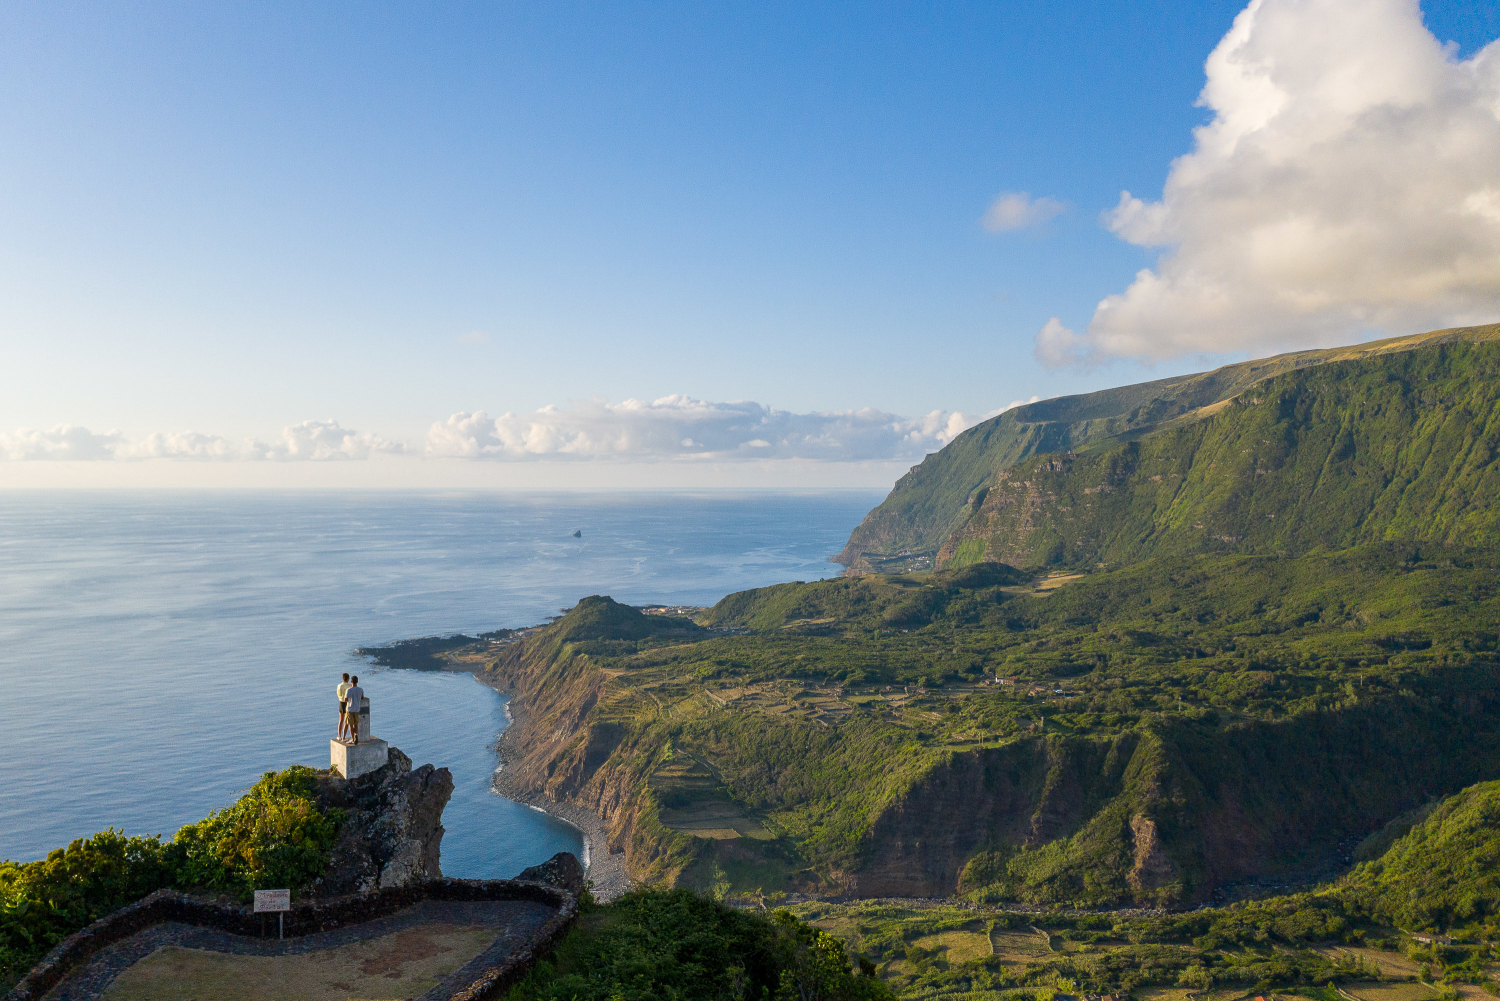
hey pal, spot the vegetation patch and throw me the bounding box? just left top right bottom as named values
left=505, top=889, right=890, bottom=1001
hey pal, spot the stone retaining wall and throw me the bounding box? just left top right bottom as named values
left=6, top=878, right=577, bottom=1001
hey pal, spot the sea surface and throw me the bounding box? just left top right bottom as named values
left=0, top=490, right=880, bottom=874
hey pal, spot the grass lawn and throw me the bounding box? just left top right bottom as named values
left=99, top=924, right=499, bottom=1001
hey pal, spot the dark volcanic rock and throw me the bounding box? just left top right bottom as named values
left=515, top=852, right=585, bottom=896
left=312, top=746, right=454, bottom=896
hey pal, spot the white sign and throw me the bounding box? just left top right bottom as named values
left=253, top=889, right=291, bottom=913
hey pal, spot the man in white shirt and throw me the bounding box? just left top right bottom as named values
left=344, top=676, right=365, bottom=745
left=336, top=673, right=352, bottom=740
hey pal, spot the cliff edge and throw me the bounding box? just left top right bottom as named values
left=312, top=745, right=454, bottom=895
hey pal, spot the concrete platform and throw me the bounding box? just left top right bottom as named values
left=331, top=737, right=389, bottom=779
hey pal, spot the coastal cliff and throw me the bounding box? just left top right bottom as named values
left=484, top=597, right=703, bottom=896
left=936, top=337, right=1500, bottom=571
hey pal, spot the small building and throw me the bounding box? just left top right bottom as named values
left=1410, top=933, right=1453, bottom=945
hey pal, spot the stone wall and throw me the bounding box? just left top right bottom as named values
left=5, top=876, right=576, bottom=1001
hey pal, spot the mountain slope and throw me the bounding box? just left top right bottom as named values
left=938, top=337, right=1500, bottom=570
left=483, top=544, right=1500, bottom=907
left=837, top=324, right=1500, bottom=570
left=1342, top=779, right=1500, bottom=930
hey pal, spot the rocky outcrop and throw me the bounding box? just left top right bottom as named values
left=515, top=851, right=586, bottom=896
left=1127, top=814, right=1177, bottom=892
left=313, top=746, right=454, bottom=896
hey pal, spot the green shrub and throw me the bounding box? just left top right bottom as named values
left=168, top=766, right=343, bottom=898
left=506, top=889, right=891, bottom=1001
left=0, top=828, right=172, bottom=987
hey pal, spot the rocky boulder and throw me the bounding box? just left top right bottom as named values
left=515, top=851, right=586, bottom=896
left=312, top=746, right=454, bottom=896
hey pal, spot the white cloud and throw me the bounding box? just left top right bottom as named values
left=0, top=425, right=124, bottom=460
left=3, top=401, right=1046, bottom=467
left=1040, top=0, right=1500, bottom=366
left=1034, top=318, right=1091, bottom=367
left=121, top=431, right=240, bottom=460
left=982, top=191, right=1066, bottom=232
left=426, top=395, right=1035, bottom=462
left=0, top=420, right=403, bottom=461
left=246, top=420, right=404, bottom=461
left=455, top=330, right=490, bottom=345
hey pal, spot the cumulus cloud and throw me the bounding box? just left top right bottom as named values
left=1039, top=0, right=1500, bottom=366
left=246, top=420, right=404, bottom=461
left=982, top=191, right=1066, bottom=232
left=0, top=421, right=403, bottom=461
left=0, top=425, right=125, bottom=461
left=1034, top=319, right=1091, bottom=368
left=426, top=395, right=1040, bottom=462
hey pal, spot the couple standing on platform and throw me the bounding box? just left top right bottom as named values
left=336, top=672, right=365, bottom=745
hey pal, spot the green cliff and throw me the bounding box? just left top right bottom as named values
left=837, top=324, right=1500, bottom=572
left=939, top=336, right=1500, bottom=570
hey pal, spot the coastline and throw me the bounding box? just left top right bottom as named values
left=473, top=670, right=634, bottom=903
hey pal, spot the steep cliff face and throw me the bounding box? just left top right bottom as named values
left=861, top=687, right=1500, bottom=906
left=313, top=746, right=454, bottom=896
left=841, top=324, right=1500, bottom=570
left=847, top=735, right=1133, bottom=897
left=938, top=338, right=1500, bottom=570
left=486, top=602, right=705, bottom=887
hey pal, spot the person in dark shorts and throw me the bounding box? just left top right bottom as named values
left=337, top=672, right=352, bottom=740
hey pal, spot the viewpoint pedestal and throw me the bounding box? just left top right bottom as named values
left=331, top=737, right=389, bottom=779
left=330, top=696, right=387, bottom=779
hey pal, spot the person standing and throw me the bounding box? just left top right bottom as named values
left=336, top=673, right=352, bottom=740
left=344, top=676, right=364, bottom=745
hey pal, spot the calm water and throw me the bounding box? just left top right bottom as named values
left=0, top=490, right=879, bottom=872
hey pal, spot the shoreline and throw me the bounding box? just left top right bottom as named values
left=473, top=670, right=634, bottom=903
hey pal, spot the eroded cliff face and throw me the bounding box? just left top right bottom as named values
left=881, top=693, right=1500, bottom=906
left=314, top=746, right=454, bottom=896
left=486, top=638, right=659, bottom=880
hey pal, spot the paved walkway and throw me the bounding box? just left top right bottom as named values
left=44, top=899, right=556, bottom=1001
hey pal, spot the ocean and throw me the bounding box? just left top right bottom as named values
left=0, top=490, right=880, bottom=876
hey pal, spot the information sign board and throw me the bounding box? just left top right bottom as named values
left=253, top=889, right=291, bottom=913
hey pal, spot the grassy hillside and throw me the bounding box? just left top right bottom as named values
left=1342, top=780, right=1500, bottom=931
left=838, top=324, right=1500, bottom=571
left=784, top=777, right=1500, bottom=998
left=482, top=543, right=1500, bottom=908
left=940, top=337, right=1500, bottom=570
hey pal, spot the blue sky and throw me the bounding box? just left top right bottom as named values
left=2, top=1, right=1498, bottom=487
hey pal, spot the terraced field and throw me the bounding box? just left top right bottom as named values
left=650, top=755, right=772, bottom=840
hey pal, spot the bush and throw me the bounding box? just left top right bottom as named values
left=506, top=889, right=891, bottom=1001
left=0, top=828, right=172, bottom=987
left=169, top=766, right=343, bottom=898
